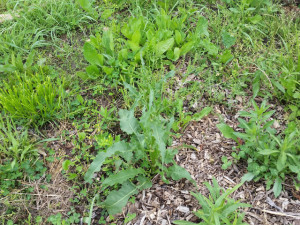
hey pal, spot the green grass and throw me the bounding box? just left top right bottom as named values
left=0, top=73, right=66, bottom=126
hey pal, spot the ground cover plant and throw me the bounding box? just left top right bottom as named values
left=0, top=0, right=299, bottom=224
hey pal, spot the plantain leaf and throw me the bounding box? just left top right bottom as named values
left=84, top=141, right=129, bottom=183
left=155, top=38, right=174, bottom=56
left=180, top=41, right=194, bottom=56
left=83, top=42, right=101, bottom=66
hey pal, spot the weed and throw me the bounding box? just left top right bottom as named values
left=82, top=8, right=209, bottom=83
left=217, top=101, right=300, bottom=197
left=85, top=91, right=195, bottom=215
left=174, top=178, right=250, bottom=225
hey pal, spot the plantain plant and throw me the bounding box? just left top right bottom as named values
left=81, top=8, right=210, bottom=82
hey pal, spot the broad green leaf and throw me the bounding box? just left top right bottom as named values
left=131, top=30, right=141, bottom=45
left=175, top=30, right=182, bottom=45
left=136, top=175, right=152, bottom=190
left=83, top=42, right=101, bottom=66
left=102, top=30, right=114, bottom=55
left=102, top=66, right=114, bottom=75
left=101, top=9, right=114, bottom=20
left=273, top=178, right=282, bottom=198
left=102, top=168, right=144, bottom=187
left=249, top=14, right=262, bottom=24
left=180, top=41, right=194, bottom=56
left=192, top=107, right=212, bottom=121
left=155, top=38, right=174, bottom=56
left=128, top=40, right=140, bottom=52
left=196, top=16, right=209, bottom=37
left=216, top=123, right=237, bottom=142
left=222, top=31, right=236, bottom=48
left=219, top=49, right=234, bottom=64
left=202, top=40, right=218, bottom=56
left=252, top=81, right=260, bottom=98
left=168, top=164, right=196, bottom=186
left=86, top=65, right=100, bottom=79
left=62, top=160, right=72, bottom=171
left=173, top=47, right=181, bottom=61
left=276, top=152, right=287, bottom=172
left=119, top=109, right=139, bottom=135
left=84, top=141, right=129, bottom=183
left=104, top=181, right=138, bottom=215
left=77, top=0, right=91, bottom=11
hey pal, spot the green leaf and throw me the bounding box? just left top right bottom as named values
left=180, top=41, right=194, bottom=56
left=155, top=38, right=175, bottom=56
left=62, top=160, right=72, bottom=171
left=277, top=152, right=287, bottom=172
left=83, top=42, right=101, bottom=66
left=258, top=149, right=279, bottom=155
left=196, top=16, right=209, bottom=37
left=104, top=181, right=139, bottom=215
left=273, top=178, right=282, bottom=198
left=102, top=168, right=144, bottom=187
left=175, top=30, right=182, bottom=45
left=241, top=173, right=255, bottom=182
left=102, top=30, right=114, bottom=56
left=128, top=40, right=140, bottom=52
left=192, top=107, right=212, bottom=121
left=271, top=80, right=285, bottom=93
left=86, top=65, right=100, bottom=79
left=219, top=49, right=234, bottom=64
left=222, top=203, right=250, bottom=217
left=173, top=47, right=181, bottom=61
left=168, top=164, right=196, bottom=186
left=252, top=81, right=260, bottom=98
left=136, top=175, right=152, bottom=190
left=202, top=40, right=218, bottom=56
left=249, top=14, right=262, bottom=24
left=216, top=123, right=237, bottom=142
left=222, top=31, right=236, bottom=48
left=131, top=29, right=141, bottom=45
left=151, top=122, right=167, bottom=162
left=84, top=141, right=129, bottom=183
left=119, top=109, right=139, bottom=135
